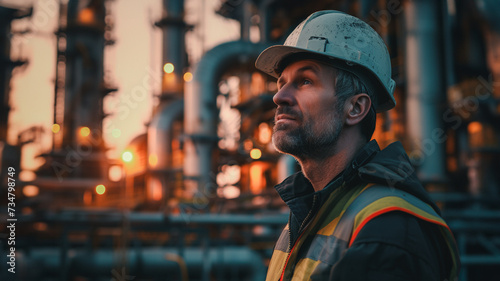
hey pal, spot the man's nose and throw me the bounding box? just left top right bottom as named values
left=273, top=84, right=296, bottom=106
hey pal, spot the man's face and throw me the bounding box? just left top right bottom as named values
left=272, top=59, right=344, bottom=159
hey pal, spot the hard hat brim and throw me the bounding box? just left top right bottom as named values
left=255, top=45, right=306, bottom=78
left=255, top=45, right=396, bottom=112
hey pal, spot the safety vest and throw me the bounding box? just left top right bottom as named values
left=266, top=183, right=459, bottom=281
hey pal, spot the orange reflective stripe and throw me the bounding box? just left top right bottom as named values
left=349, top=206, right=452, bottom=247
left=280, top=230, right=306, bottom=281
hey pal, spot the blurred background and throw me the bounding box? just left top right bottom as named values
left=0, top=0, right=499, bottom=280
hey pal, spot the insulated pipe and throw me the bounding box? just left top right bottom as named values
left=148, top=99, right=183, bottom=170
left=184, top=41, right=269, bottom=196
left=404, top=0, right=446, bottom=183
left=15, top=247, right=266, bottom=281
left=18, top=211, right=289, bottom=225
left=147, top=99, right=183, bottom=200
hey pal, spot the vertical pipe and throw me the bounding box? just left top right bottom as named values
left=160, top=0, right=185, bottom=97
left=147, top=0, right=186, bottom=201
left=404, top=0, right=446, bottom=183
left=240, top=0, right=251, bottom=41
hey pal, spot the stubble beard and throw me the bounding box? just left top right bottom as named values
left=272, top=112, right=343, bottom=160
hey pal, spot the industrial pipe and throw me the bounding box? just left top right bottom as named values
left=15, top=247, right=266, bottom=281
left=184, top=41, right=269, bottom=197
left=147, top=99, right=184, bottom=200
left=404, top=0, right=446, bottom=183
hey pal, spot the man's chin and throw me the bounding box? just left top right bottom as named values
left=272, top=133, right=299, bottom=154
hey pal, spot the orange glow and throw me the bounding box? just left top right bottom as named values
left=243, top=139, right=253, bottom=151
left=216, top=165, right=241, bottom=186
left=183, top=72, right=193, bottom=82
left=78, top=8, right=95, bottom=24
left=172, top=139, right=184, bottom=168
left=162, top=72, right=181, bottom=93
left=95, top=184, right=106, bottom=195
left=19, top=170, right=36, bottom=182
left=163, top=63, right=174, bottom=74
left=83, top=190, right=92, bottom=205
left=250, top=148, right=262, bottom=159
left=33, top=222, right=48, bottom=231
left=51, top=124, right=60, bottom=133
left=23, top=185, right=39, bottom=197
left=218, top=185, right=240, bottom=199
left=79, top=126, right=91, bottom=137
left=149, top=153, right=158, bottom=167
left=149, top=177, right=163, bottom=201
left=468, top=122, right=482, bottom=134
left=108, top=165, right=123, bottom=182
left=122, top=151, right=133, bottom=163
left=249, top=162, right=266, bottom=194
left=258, top=123, right=272, bottom=144
left=8, top=2, right=241, bottom=172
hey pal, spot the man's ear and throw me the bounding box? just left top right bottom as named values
left=345, top=93, right=371, bottom=126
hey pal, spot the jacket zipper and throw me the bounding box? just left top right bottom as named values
left=280, top=194, right=318, bottom=281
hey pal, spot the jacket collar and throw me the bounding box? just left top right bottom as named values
left=275, top=140, right=381, bottom=220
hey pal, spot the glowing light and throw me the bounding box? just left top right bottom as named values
left=183, top=72, right=193, bottom=82
left=243, top=139, right=253, bottom=151
left=78, top=8, right=95, bottom=24
left=250, top=148, right=262, bottom=159
left=217, top=186, right=241, bottom=199
left=216, top=165, right=241, bottom=186
left=33, top=222, right=48, bottom=231
left=51, top=124, right=60, bottom=133
left=79, top=127, right=91, bottom=137
left=95, top=184, right=106, bottom=195
left=149, top=154, right=158, bottom=167
left=258, top=123, right=272, bottom=144
left=162, top=71, right=178, bottom=91
left=112, top=128, right=121, bottom=138
left=468, top=122, right=482, bottom=134
left=122, top=151, right=133, bottom=163
left=108, top=165, right=123, bottom=182
left=163, top=63, right=174, bottom=74
left=250, top=163, right=266, bottom=194
left=23, top=185, right=39, bottom=197
left=19, top=170, right=36, bottom=182
left=83, top=190, right=92, bottom=205
left=151, top=183, right=162, bottom=200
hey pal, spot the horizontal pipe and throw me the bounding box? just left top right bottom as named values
left=15, top=247, right=266, bottom=280
left=16, top=212, right=288, bottom=226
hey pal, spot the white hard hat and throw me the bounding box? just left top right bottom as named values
left=255, top=10, right=396, bottom=112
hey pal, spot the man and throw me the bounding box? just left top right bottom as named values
left=255, top=10, right=460, bottom=281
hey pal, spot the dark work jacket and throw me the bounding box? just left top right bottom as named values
left=274, top=140, right=460, bottom=281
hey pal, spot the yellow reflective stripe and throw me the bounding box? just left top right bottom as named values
left=354, top=196, right=446, bottom=230
left=266, top=249, right=288, bottom=281
left=292, top=258, right=322, bottom=280
left=350, top=196, right=448, bottom=247
left=317, top=183, right=374, bottom=236
left=317, top=215, right=341, bottom=236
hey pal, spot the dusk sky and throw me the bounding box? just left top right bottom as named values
left=5, top=0, right=240, bottom=171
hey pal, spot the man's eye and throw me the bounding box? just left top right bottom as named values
left=300, top=79, right=312, bottom=86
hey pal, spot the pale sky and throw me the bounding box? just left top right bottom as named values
left=6, top=0, right=240, bottom=171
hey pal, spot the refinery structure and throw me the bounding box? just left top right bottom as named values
left=1, top=0, right=500, bottom=280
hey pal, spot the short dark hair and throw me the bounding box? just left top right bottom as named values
left=334, top=69, right=377, bottom=142
left=276, top=53, right=377, bottom=141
